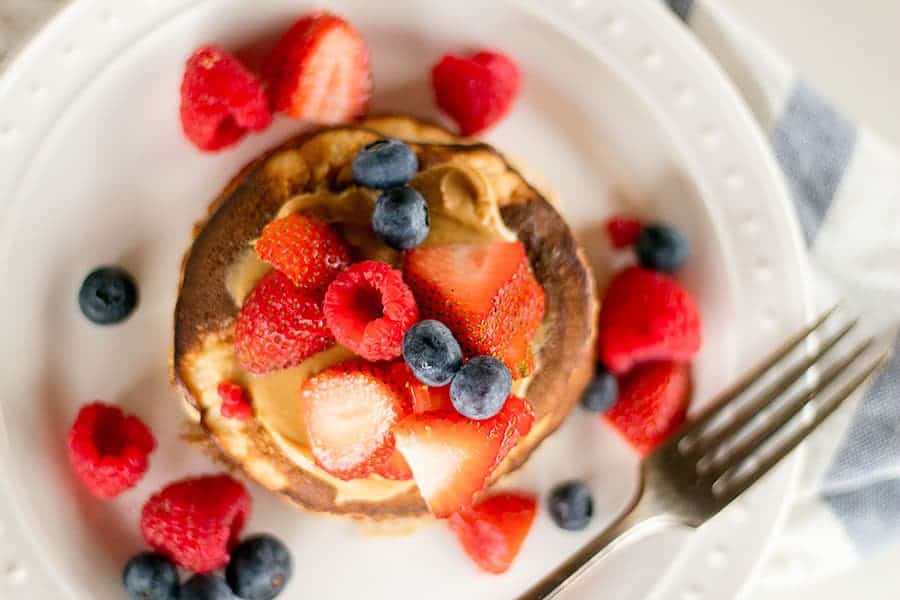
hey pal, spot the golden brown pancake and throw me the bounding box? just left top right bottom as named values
left=172, top=116, right=597, bottom=519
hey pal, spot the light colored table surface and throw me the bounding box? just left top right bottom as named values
left=1, top=0, right=896, bottom=598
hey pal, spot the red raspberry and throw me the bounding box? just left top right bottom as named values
left=323, top=261, right=419, bottom=361
left=432, top=50, right=520, bottom=135
left=141, top=474, right=252, bottom=573
left=605, top=217, right=643, bottom=249
left=217, top=381, right=252, bottom=421
left=180, top=45, right=272, bottom=152
left=66, top=402, right=156, bottom=499
left=255, top=213, right=351, bottom=291
left=234, top=270, right=334, bottom=374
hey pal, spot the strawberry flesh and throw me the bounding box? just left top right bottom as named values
left=447, top=492, right=537, bottom=574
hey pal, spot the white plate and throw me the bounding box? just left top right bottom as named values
left=0, top=0, right=812, bottom=598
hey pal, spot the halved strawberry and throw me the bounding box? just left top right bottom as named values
left=393, top=395, right=534, bottom=517
left=597, top=266, right=702, bottom=374
left=302, top=361, right=411, bottom=480
left=497, top=327, right=537, bottom=379
left=447, top=492, right=537, bottom=574
left=265, top=12, right=371, bottom=124
left=374, top=448, right=414, bottom=481
left=403, top=242, right=544, bottom=376
left=605, top=361, right=692, bottom=455
left=386, top=362, right=453, bottom=414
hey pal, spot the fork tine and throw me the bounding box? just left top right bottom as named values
left=690, top=319, right=859, bottom=455
left=717, top=350, right=889, bottom=501
left=677, top=306, right=838, bottom=449
left=699, top=338, right=873, bottom=478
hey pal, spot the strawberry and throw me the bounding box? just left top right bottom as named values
left=374, top=449, right=414, bottom=481
left=234, top=270, right=334, bottom=374
left=605, top=216, right=643, bottom=248
left=605, top=361, right=692, bottom=455
left=432, top=51, right=521, bottom=136
left=255, top=213, right=351, bottom=291
left=265, top=13, right=371, bottom=124
left=302, top=361, right=411, bottom=480
left=597, top=266, right=702, bottom=374
left=386, top=362, right=453, bottom=414
left=403, top=242, right=544, bottom=377
left=447, top=492, right=537, bottom=574
left=393, top=395, right=534, bottom=517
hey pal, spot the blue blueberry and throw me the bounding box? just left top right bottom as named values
left=352, top=138, right=419, bottom=190
left=78, top=266, right=138, bottom=325
left=225, top=535, right=293, bottom=600
left=122, top=552, right=178, bottom=600
left=548, top=480, right=594, bottom=531
left=580, top=364, right=618, bottom=413
left=372, top=187, right=430, bottom=250
left=635, top=223, right=690, bottom=273
left=450, top=356, right=512, bottom=420
left=180, top=573, right=234, bottom=600
left=402, top=320, right=464, bottom=387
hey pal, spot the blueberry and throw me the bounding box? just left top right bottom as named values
left=402, top=320, right=464, bottom=387
left=580, top=364, right=618, bottom=413
left=548, top=480, right=594, bottom=531
left=372, top=187, right=430, bottom=250
left=180, top=573, right=234, bottom=600
left=352, top=138, right=419, bottom=190
left=450, top=356, right=512, bottom=420
left=635, top=223, right=690, bottom=273
left=78, top=266, right=138, bottom=324
left=225, top=534, right=293, bottom=600
left=122, top=552, right=179, bottom=600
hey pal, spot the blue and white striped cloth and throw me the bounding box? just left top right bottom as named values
left=664, top=0, right=900, bottom=590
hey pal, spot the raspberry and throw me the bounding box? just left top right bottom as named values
left=234, top=270, right=334, bottom=374
left=323, top=261, right=419, bottom=361
left=180, top=45, right=272, bottom=152
left=141, top=474, right=252, bottom=573
left=605, top=217, right=643, bottom=249
left=255, top=213, right=351, bottom=291
left=217, top=381, right=252, bottom=421
left=66, top=402, right=156, bottom=499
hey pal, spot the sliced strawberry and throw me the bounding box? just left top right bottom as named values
left=597, top=266, right=702, bottom=374
left=605, top=216, right=643, bottom=249
left=255, top=213, right=351, bottom=291
left=302, top=361, right=408, bottom=480
left=386, top=362, right=452, bottom=414
left=374, top=448, right=414, bottom=481
left=447, top=492, right=537, bottom=574
left=496, top=327, right=537, bottom=379
left=403, top=242, right=544, bottom=376
left=393, top=395, right=534, bottom=517
left=605, top=361, right=692, bottom=455
left=265, top=12, right=371, bottom=124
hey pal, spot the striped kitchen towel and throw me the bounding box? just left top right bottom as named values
left=663, top=0, right=900, bottom=590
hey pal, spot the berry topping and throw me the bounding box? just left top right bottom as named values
left=372, top=187, right=430, bottom=250
left=580, top=364, right=618, bottom=413
left=218, top=381, right=253, bottom=421
left=302, top=361, right=410, bottom=480
left=78, top=267, right=138, bottom=325
left=386, top=361, right=453, bottom=414
left=597, top=267, right=702, bottom=374
left=264, top=13, right=371, bottom=124
left=122, top=552, right=179, bottom=600
left=234, top=270, right=333, bottom=374
left=226, top=534, right=293, bottom=600
left=393, top=395, right=534, bottom=517
left=605, top=361, right=692, bottom=455
left=605, top=216, right=643, bottom=249
left=450, top=356, right=512, bottom=420
left=402, top=320, right=463, bottom=387
left=180, top=45, right=272, bottom=152
left=255, top=213, right=351, bottom=291
left=140, top=474, right=251, bottom=573
left=374, top=448, right=414, bottom=481
left=67, top=402, right=155, bottom=499
left=352, top=138, right=419, bottom=190
left=635, top=223, right=690, bottom=273
left=432, top=50, right=521, bottom=136
left=447, top=492, right=537, bottom=574
left=547, top=480, right=594, bottom=531
left=323, top=261, right=419, bottom=361
left=403, top=242, right=544, bottom=375
left=180, top=574, right=234, bottom=600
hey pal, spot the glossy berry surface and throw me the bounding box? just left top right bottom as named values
left=372, top=186, right=430, bottom=250
left=449, top=356, right=512, bottom=420
left=352, top=138, right=419, bottom=189
left=78, top=266, right=138, bottom=325
left=635, top=223, right=690, bottom=273
left=226, top=534, right=293, bottom=600
left=548, top=480, right=594, bottom=531
left=580, top=363, right=618, bottom=413
left=180, top=573, right=234, bottom=600
left=122, top=552, right=179, bottom=600
left=402, top=320, right=463, bottom=386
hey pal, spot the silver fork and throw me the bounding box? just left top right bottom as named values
left=518, top=307, right=890, bottom=600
